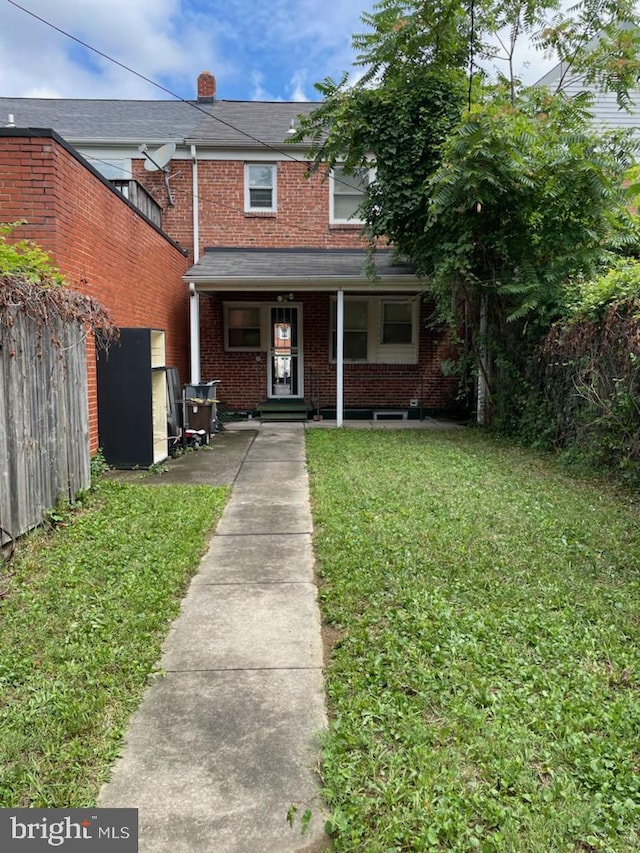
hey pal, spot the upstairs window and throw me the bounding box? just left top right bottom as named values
left=245, top=163, right=276, bottom=212
left=330, top=166, right=373, bottom=224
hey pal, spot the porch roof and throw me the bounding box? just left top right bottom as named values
left=184, top=247, right=423, bottom=292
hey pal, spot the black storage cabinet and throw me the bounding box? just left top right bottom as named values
left=97, top=328, right=168, bottom=468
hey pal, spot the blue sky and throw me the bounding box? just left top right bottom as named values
left=0, top=0, right=551, bottom=102
left=1, top=0, right=379, bottom=101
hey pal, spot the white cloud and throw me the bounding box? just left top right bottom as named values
left=288, top=70, right=308, bottom=102
left=0, top=0, right=224, bottom=99
left=250, top=71, right=276, bottom=102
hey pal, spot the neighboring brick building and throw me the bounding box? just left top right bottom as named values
left=0, top=128, right=188, bottom=450
left=1, top=74, right=460, bottom=423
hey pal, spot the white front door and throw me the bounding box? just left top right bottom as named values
left=267, top=304, right=303, bottom=398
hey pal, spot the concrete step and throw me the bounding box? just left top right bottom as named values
left=260, top=411, right=308, bottom=422
left=259, top=400, right=309, bottom=413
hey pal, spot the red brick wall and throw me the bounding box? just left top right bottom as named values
left=0, top=132, right=189, bottom=450
left=133, top=158, right=373, bottom=259
left=199, top=293, right=459, bottom=413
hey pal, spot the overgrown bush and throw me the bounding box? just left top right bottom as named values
left=505, top=261, right=640, bottom=484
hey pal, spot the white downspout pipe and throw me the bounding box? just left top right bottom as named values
left=336, top=289, right=344, bottom=427
left=189, top=144, right=201, bottom=384
left=189, top=282, right=200, bottom=384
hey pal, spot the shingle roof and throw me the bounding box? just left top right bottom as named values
left=185, top=248, right=418, bottom=287
left=0, top=97, right=319, bottom=147
left=0, top=97, right=201, bottom=141
left=185, top=101, right=319, bottom=147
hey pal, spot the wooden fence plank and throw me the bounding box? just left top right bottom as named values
left=0, top=314, right=90, bottom=545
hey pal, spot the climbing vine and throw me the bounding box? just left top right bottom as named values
left=0, top=222, right=118, bottom=350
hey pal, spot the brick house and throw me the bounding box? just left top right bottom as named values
left=1, top=72, right=460, bottom=426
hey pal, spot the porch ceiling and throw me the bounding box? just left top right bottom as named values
left=184, top=247, right=424, bottom=293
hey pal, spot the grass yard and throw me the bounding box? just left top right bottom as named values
left=306, top=429, right=640, bottom=853
left=0, top=479, right=228, bottom=808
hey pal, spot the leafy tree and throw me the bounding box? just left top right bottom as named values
left=423, top=88, right=637, bottom=323
left=294, top=0, right=640, bottom=421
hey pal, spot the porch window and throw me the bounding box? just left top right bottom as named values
left=225, top=304, right=262, bottom=350
left=381, top=300, right=414, bottom=345
left=330, top=297, right=419, bottom=364
left=331, top=299, right=369, bottom=361
left=330, top=166, right=373, bottom=224
left=245, top=163, right=276, bottom=212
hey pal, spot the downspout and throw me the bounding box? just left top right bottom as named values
left=189, top=143, right=201, bottom=384
left=336, top=289, right=344, bottom=427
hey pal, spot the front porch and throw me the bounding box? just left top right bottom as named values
left=184, top=248, right=463, bottom=425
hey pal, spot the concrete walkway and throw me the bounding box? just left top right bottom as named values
left=99, top=425, right=329, bottom=852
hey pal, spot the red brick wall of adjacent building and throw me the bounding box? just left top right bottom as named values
left=198, top=292, right=459, bottom=414
left=0, top=131, right=189, bottom=451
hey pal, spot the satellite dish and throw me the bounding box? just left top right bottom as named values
left=138, top=142, right=177, bottom=207
left=142, top=141, right=176, bottom=172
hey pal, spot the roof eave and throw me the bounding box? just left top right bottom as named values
left=68, top=137, right=185, bottom=147
left=184, top=275, right=423, bottom=293
left=183, top=138, right=311, bottom=150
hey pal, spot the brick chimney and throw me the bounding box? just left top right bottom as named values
left=197, top=71, right=216, bottom=103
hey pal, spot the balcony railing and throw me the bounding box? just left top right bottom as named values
left=111, top=179, right=163, bottom=229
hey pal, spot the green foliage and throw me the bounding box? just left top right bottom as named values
left=0, top=221, right=65, bottom=285
left=286, top=804, right=313, bottom=836
left=0, top=222, right=118, bottom=348
left=352, top=0, right=473, bottom=83
left=536, top=0, right=640, bottom=109
left=501, top=262, right=640, bottom=484
left=0, top=480, right=228, bottom=806
left=295, top=0, right=640, bottom=426
left=566, top=259, right=640, bottom=321
left=296, top=65, right=466, bottom=252
left=515, top=283, right=640, bottom=484
left=89, top=449, right=109, bottom=483
left=307, top=429, right=640, bottom=852
left=423, top=89, right=637, bottom=324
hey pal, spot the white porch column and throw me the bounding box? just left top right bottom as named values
left=189, top=145, right=201, bottom=385
left=189, top=283, right=201, bottom=384
left=336, top=288, right=344, bottom=427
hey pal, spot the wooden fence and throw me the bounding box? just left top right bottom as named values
left=0, top=314, right=90, bottom=546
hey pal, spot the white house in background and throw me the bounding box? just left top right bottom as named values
left=535, top=61, right=640, bottom=135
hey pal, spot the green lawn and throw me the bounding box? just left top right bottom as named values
left=0, top=479, right=228, bottom=808
left=306, top=429, right=640, bottom=853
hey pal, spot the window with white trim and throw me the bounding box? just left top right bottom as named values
left=245, top=163, right=277, bottom=212
left=331, top=297, right=418, bottom=364
left=225, top=304, right=263, bottom=350
left=330, top=166, right=373, bottom=224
